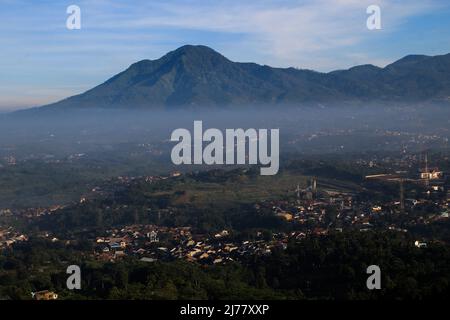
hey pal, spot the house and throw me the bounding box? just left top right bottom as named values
left=214, top=230, right=229, bottom=238
left=414, top=240, right=427, bottom=248
left=199, top=253, right=209, bottom=260
left=109, top=242, right=121, bottom=250
left=148, top=230, right=159, bottom=243
left=32, top=290, right=58, bottom=300
left=372, top=206, right=382, bottom=213
left=186, top=240, right=195, bottom=247
left=420, top=169, right=443, bottom=180
left=276, top=212, right=293, bottom=221
left=171, top=171, right=182, bottom=177
left=187, top=248, right=201, bottom=257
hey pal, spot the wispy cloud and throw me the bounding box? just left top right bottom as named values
left=86, top=0, right=441, bottom=68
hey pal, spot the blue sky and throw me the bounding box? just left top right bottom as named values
left=0, top=0, right=449, bottom=110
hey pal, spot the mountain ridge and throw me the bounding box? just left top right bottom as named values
left=27, top=45, right=450, bottom=111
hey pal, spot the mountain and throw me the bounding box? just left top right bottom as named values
left=36, top=45, right=450, bottom=110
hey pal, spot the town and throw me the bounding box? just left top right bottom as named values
left=1, top=152, right=448, bottom=270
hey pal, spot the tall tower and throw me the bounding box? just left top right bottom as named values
left=399, top=179, right=405, bottom=213
left=310, top=178, right=317, bottom=200
left=424, top=153, right=429, bottom=186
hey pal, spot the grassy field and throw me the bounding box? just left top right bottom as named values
left=153, top=170, right=362, bottom=208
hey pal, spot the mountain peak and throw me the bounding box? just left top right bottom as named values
left=173, top=44, right=219, bottom=55
left=125, top=45, right=227, bottom=70
left=164, top=45, right=229, bottom=65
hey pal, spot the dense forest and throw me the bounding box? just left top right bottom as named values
left=1, top=231, right=449, bottom=300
